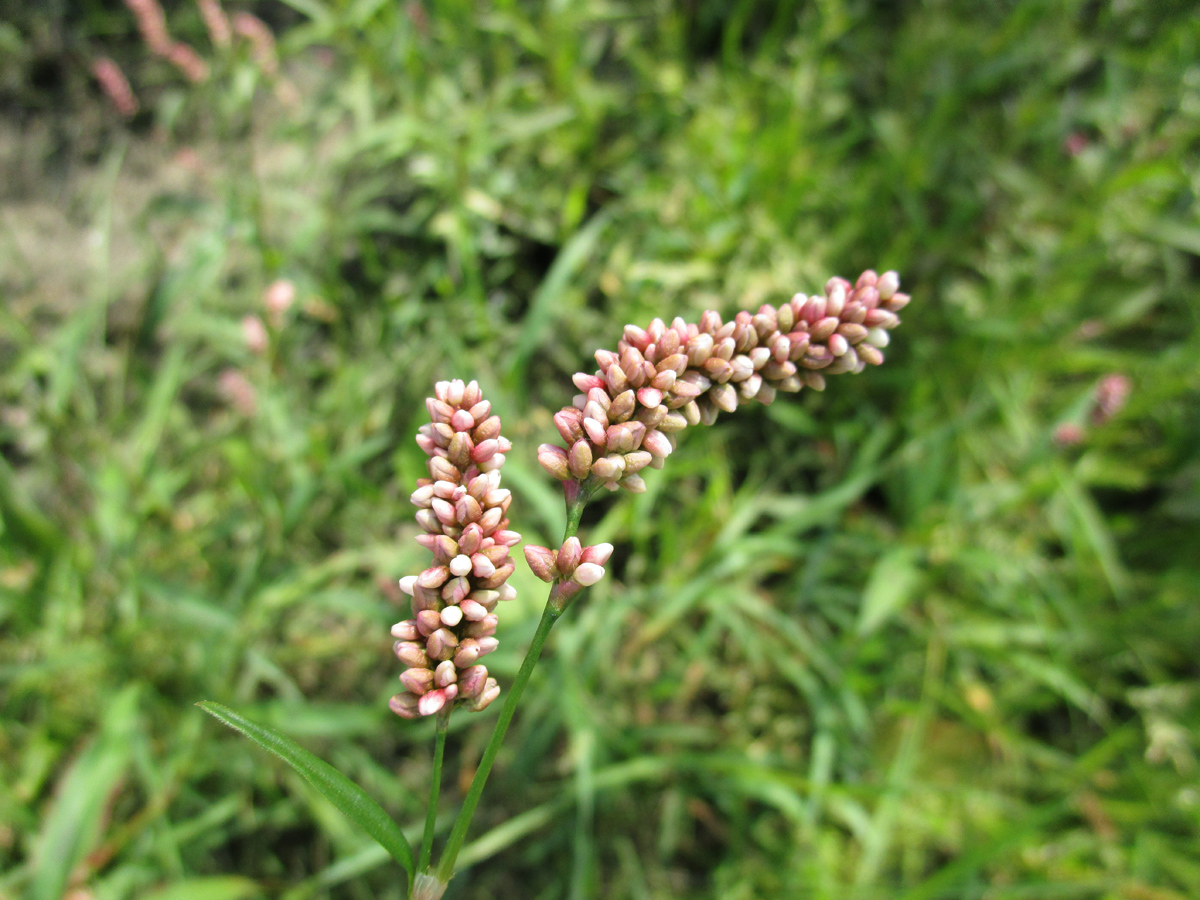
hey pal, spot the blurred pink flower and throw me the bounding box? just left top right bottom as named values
left=1054, top=423, right=1085, bottom=446
left=1092, top=374, right=1131, bottom=425
left=218, top=369, right=256, bottom=416
left=91, top=58, right=139, bottom=117
left=126, top=0, right=172, bottom=56
left=232, top=12, right=278, bottom=75
left=241, top=315, right=268, bottom=354
left=263, top=279, right=295, bottom=326
left=166, top=42, right=210, bottom=83
left=195, top=0, right=232, bottom=48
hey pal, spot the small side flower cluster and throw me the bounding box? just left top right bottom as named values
left=538, top=270, right=910, bottom=492
left=389, top=380, right=521, bottom=719
left=523, top=538, right=613, bottom=597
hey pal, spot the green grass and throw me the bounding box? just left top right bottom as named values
left=2, top=1, right=1198, bottom=898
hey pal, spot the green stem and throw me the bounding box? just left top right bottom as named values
left=418, top=708, right=451, bottom=873
left=434, top=488, right=591, bottom=882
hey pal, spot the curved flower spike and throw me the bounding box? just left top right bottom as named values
left=538, top=270, right=911, bottom=493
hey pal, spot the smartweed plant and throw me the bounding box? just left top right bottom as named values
left=201, top=269, right=912, bottom=898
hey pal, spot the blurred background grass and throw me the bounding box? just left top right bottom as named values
left=1, top=1, right=1198, bottom=898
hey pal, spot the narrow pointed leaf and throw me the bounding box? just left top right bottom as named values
left=197, top=701, right=413, bottom=879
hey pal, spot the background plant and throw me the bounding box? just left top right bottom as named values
left=1, top=2, right=1198, bottom=899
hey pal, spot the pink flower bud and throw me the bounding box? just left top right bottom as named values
left=473, top=415, right=502, bottom=442
left=619, top=474, right=647, bottom=493
left=429, top=457, right=460, bottom=483
left=574, top=563, right=605, bottom=586
left=483, top=488, right=511, bottom=509
left=459, top=599, right=489, bottom=621
left=418, top=565, right=449, bottom=589
left=557, top=537, right=582, bottom=577
left=400, top=667, right=434, bottom=695
left=479, top=507, right=503, bottom=533
left=459, top=664, right=489, bottom=698
left=538, top=444, right=570, bottom=480
left=555, top=409, right=585, bottom=443
left=568, top=440, right=593, bottom=479
left=472, top=554, right=496, bottom=579
left=524, top=545, right=557, bottom=582
left=453, top=639, right=482, bottom=667
left=434, top=660, right=458, bottom=687
left=464, top=615, right=498, bottom=638
left=591, top=455, right=625, bottom=480
left=581, top=543, right=613, bottom=566
left=877, top=271, right=900, bottom=300
left=467, top=678, right=501, bottom=711
left=478, top=563, right=515, bottom=589
left=391, top=619, right=420, bottom=640
left=493, top=529, right=522, bottom=547
left=394, top=641, right=430, bottom=668
left=418, top=687, right=452, bottom=717
left=416, top=609, right=442, bottom=636
left=389, top=693, right=420, bottom=719
left=573, top=372, right=606, bottom=391
left=426, top=628, right=459, bottom=661
left=623, top=451, right=652, bottom=474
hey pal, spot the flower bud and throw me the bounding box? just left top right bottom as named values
left=434, top=660, right=458, bottom=687
left=538, top=443, right=570, bottom=480
left=426, top=627, right=459, bottom=660
left=389, top=692, right=421, bottom=719
left=459, top=598, right=489, bottom=621
left=608, top=389, right=636, bottom=422
left=463, top=614, right=499, bottom=638
left=418, top=686, right=456, bottom=717
left=466, top=678, right=501, bottom=711
left=619, top=474, right=647, bottom=493
left=525, top=547, right=556, bottom=580
left=556, top=537, right=582, bottom=576
left=554, top=409, right=585, bottom=443
left=391, top=619, right=420, bottom=640
left=394, top=641, right=431, bottom=668
left=459, top=664, right=489, bottom=698
left=568, top=440, right=593, bottom=479
left=581, top=543, right=614, bottom=566
left=401, top=667, right=434, bottom=695
left=573, top=562, right=605, bottom=586
left=428, top=457, right=460, bottom=483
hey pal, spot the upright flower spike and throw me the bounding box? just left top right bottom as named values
left=539, top=270, right=911, bottom=492
left=390, top=380, right=521, bottom=719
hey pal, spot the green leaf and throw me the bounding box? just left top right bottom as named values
left=857, top=548, right=923, bottom=636
left=143, top=877, right=262, bottom=900
left=196, top=702, right=413, bottom=881
left=31, top=686, right=139, bottom=900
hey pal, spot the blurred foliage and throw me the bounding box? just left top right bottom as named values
left=1, top=1, right=1199, bottom=898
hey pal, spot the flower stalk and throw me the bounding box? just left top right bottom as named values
left=418, top=707, right=451, bottom=873
left=433, top=488, right=590, bottom=882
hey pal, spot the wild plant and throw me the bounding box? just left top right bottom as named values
left=201, top=269, right=911, bottom=898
